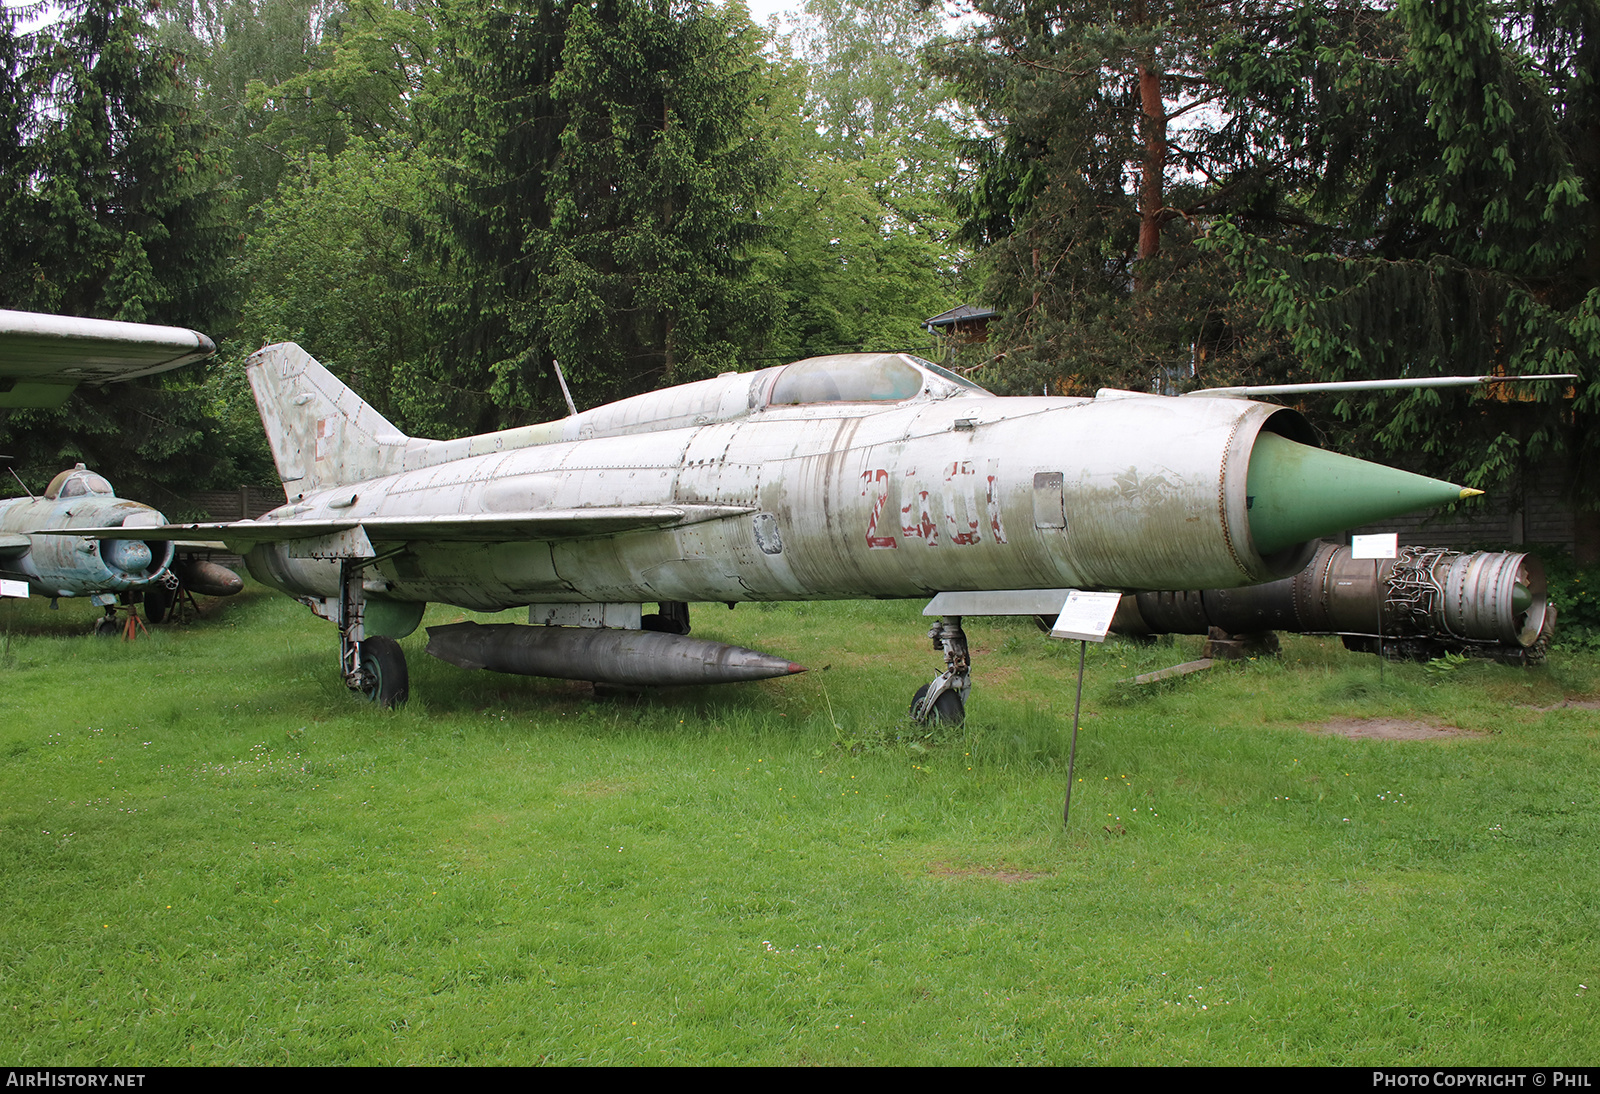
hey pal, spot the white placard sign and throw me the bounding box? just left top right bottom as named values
left=1350, top=533, right=1398, bottom=560
left=1049, top=590, right=1123, bottom=642
left=1, top=579, right=29, bottom=599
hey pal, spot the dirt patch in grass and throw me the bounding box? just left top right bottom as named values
left=928, top=861, right=1046, bottom=884
left=979, top=664, right=1022, bottom=689
left=1310, top=717, right=1482, bottom=740
left=1523, top=698, right=1600, bottom=711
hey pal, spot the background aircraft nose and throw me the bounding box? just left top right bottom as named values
left=1246, top=431, right=1480, bottom=556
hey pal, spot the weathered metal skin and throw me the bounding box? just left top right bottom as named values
left=425, top=621, right=806, bottom=686
left=237, top=347, right=1320, bottom=610
left=1111, top=541, right=1554, bottom=660
left=54, top=344, right=1480, bottom=704
left=0, top=468, right=175, bottom=597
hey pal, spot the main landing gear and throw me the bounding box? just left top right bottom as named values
left=329, top=557, right=409, bottom=708
left=909, top=615, right=970, bottom=727
left=358, top=634, right=409, bottom=708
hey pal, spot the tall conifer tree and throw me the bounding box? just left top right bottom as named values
left=935, top=0, right=1253, bottom=396
left=1209, top=0, right=1598, bottom=499
left=939, top=0, right=1597, bottom=505
left=421, top=0, right=779, bottom=430
left=0, top=0, right=244, bottom=503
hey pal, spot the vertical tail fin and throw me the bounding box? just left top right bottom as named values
left=247, top=343, right=416, bottom=497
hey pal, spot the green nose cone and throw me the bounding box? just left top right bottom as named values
left=1247, top=432, right=1479, bottom=556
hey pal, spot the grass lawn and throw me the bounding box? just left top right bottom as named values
left=1, top=585, right=1596, bottom=1064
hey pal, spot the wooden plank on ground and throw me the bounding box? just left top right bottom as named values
left=1132, top=658, right=1214, bottom=685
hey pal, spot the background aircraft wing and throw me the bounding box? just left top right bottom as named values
left=43, top=504, right=756, bottom=546
left=0, top=309, right=217, bottom=408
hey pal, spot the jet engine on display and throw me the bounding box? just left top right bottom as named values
left=1107, top=541, right=1556, bottom=665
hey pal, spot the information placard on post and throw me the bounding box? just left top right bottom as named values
left=1349, top=533, right=1397, bottom=682
left=0, top=579, right=28, bottom=599
left=1350, top=532, right=1398, bottom=560
left=1051, top=588, right=1124, bottom=830
left=1049, top=590, right=1122, bottom=642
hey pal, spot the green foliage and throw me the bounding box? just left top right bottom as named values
left=1, top=0, right=236, bottom=323
left=933, top=0, right=1265, bottom=396
left=0, top=0, right=252, bottom=499
left=418, top=0, right=781, bottom=430
left=156, top=0, right=438, bottom=211
left=755, top=114, right=966, bottom=359
left=1421, top=650, right=1471, bottom=678
left=236, top=140, right=442, bottom=430
left=155, top=0, right=343, bottom=210
left=754, top=0, right=974, bottom=361
left=544, top=0, right=778, bottom=388
left=252, top=0, right=439, bottom=158
left=938, top=0, right=1597, bottom=503
left=1204, top=0, right=1599, bottom=497
left=1542, top=552, right=1600, bottom=650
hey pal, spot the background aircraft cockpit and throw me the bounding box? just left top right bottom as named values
left=44, top=464, right=116, bottom=500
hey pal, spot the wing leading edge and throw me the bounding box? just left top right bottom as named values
left=36, top=504, right=757, bottom=547
left=0, top=309, right=217, bottom=408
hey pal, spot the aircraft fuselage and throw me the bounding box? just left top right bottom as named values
left=0, top=485, right=173, bottom=598
left=241, top=386, right=1307, bottom=613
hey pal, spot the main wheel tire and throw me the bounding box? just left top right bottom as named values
left=910, top=683, right=965, bottom=727
left=144, top=583, right=173, bottom=625
left=358, top=636, right=410, bottom=708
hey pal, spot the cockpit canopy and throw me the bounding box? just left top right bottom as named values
left=767, top=353, right=990, bottom=406
left=467, top=351, right=995, bottom=453
left=44, top=463, right=115, bottom=500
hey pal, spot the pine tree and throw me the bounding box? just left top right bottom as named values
left=1208, top=0, right=1599, bottom=498
left=2, top=0, right=235, bottom=322
left=933, top=0, right=1258, bottom=396
left=938, top=0, right=1598, bottom=505
left=419, top=0, right=780, bottom=431
left=0, top=0, right=247, bottom=502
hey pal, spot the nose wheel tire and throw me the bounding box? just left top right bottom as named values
left=910, top=683, right=965, bottom=727
left=358, top=636, right=409, bottom=708
left=144, top=582, right=173, bottom=624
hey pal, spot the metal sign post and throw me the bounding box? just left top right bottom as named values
left=1050, top=590, right=1123, bottom=829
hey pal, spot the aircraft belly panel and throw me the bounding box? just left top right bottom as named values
left=375, top=543, right=539, bottom=610
left=551, top=529, right=689, bottom=602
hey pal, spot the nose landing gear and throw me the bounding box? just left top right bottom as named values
left=910, top=615, right=970, bottom=726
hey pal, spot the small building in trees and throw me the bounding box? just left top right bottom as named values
left=923, top=304, right=999, bottom=346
